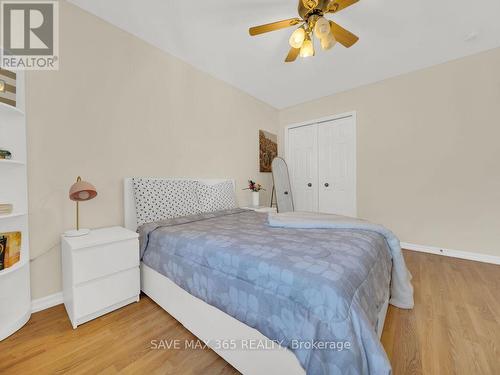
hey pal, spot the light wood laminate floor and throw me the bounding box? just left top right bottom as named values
left=1, top=251, right=499, bottom=374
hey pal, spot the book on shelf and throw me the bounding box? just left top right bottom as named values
left=0, top=68, right=16, bottom=108
left=0, top=203, right=13, bottom=215
left=0, top=231, right=21, bottom=270
left=0, top=149, right=12, bottom=160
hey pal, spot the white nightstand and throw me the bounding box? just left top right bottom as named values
left=241, top=206, right=277, bottom=213
left=61, top=226, right=140, bottom=329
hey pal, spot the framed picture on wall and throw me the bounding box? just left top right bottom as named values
left=259, top=130, right=277, bottom=173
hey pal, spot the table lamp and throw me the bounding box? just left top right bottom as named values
left=65, top=176, right=97, bottom=237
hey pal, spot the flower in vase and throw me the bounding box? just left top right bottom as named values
left=243, top=180, right=265, bottom=192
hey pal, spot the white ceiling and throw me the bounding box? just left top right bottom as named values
left=68, top=0, right=500, bottom=109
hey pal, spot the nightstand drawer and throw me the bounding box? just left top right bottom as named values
left=73, top=239, right=139, bottom=284
left=74, top=267, right=139, bottom=319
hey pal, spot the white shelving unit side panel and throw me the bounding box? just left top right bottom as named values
left=0, top=69, right=31, bottom=341
left=0, top=69, right=29, bottom=261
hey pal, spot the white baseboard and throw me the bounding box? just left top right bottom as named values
left=401, top=242, right=500, bottom=265
left=31, top=292, right=63, bottom=313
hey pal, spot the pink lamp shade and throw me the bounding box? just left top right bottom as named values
left=69, top=177, right=97, bottom=202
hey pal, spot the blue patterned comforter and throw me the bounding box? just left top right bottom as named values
left=139, top=209, right=394, bottom=374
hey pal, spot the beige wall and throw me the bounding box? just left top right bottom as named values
left=26, top=2, right=278, bottom=299
left=279, top=47, right=500, bottom=257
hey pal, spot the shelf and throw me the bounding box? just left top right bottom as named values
left=0, top=212, right=26, bottom=219
left=0, top=69, right=29, bottom=342
left=0, top=159, right=25, bottom=166
left=0, top=101, right=24, bottom=116
left=0, top=257, right=28, bottom=277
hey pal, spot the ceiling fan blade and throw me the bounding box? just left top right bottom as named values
left=330, top=21, right=359, bottom=48
left=328, top=0, right=359, bottom=14
left=249, top=18, right=302, bottom=36
left=285, top=47, right=301, bottom=63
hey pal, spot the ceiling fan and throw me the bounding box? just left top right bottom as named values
left=249, top=0, right=360, bottom=63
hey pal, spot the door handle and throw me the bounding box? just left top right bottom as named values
left=324, top=183, right=329, bottom=187
left=307, top=183, right=312, bottom=187
left=284, top=191, right=288, bottom=195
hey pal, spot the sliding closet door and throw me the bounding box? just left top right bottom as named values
left=318, top=117, right=356, bottom=216
left=288, top=125, right=318, bottom=212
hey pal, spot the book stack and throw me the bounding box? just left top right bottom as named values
left=0, top=204, right=13, bottom=215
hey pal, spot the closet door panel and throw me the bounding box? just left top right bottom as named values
left=288, top=125, right=318, bottom=212
left=318, top=117, right=356, bottom=216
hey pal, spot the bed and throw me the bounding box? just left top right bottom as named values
left=123, top=178, right=399, bottom=375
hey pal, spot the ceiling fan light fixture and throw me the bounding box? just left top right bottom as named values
left=314, top=17, right=330, bottom=39
left=249, top=0, right=360, bottom=63
left=289, top=27, right=306, bottom=49
left=299, top=35, right=314, bottom=58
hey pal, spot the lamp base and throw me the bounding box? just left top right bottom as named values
left=64, top=228, right=91, bottom=237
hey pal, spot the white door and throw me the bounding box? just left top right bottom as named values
left=318, top=117, right=356, bottom=216
left=286, top=114, right=356, bottom=216
left=287, top=124, right=318, bottom=212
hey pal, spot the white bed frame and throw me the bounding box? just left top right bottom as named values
left=124, top=178, right=389, bottom=375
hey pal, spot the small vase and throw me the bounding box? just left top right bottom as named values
left=252, top=191, right=260, bottom=207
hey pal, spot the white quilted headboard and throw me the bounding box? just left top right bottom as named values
left=123, top=177, right=235, bottom=232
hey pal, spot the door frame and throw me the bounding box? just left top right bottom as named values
left=284, top=111, right=357, bottom=215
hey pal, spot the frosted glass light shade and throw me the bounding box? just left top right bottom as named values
left=300, top=39, right=314, bottom=58
left=314, top=17, right=330, bottom=39
left=321, top=33, right=337, bottom=50
left=289, top=27, right=306, bottom=49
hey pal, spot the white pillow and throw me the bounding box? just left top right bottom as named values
left=133, top=178, right=200, bottom=226
left=197, top=181, right=237, bottom=213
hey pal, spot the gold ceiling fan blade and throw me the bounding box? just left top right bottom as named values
left=330, top=21, right=359, bottom=48
left=285, top=47, right=301, bottom=63
left=249, top=18, right=302, bottom=36
left=327, top=0, right=359, bottom=14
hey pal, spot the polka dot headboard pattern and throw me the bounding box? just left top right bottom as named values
left=197, top=180, right=238, bottom=213
left=132, top=178, right=236, bottom=226
left=132, top=178, right=200, bottom=226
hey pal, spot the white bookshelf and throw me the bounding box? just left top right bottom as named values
left=0, top=70, right=31, bottom=341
